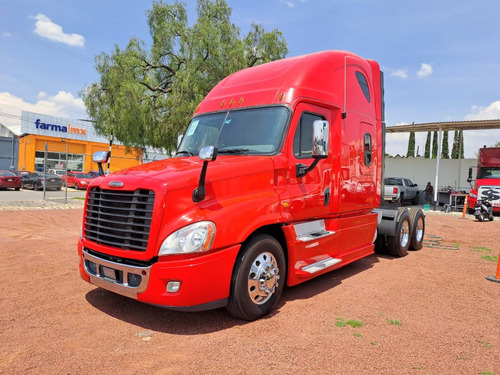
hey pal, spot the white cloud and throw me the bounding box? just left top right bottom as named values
left=282, top=0, right=307, bottom=7
left=1, top=31, right=12, bottom=38
left=464, top=101, right=500, bottom=120
left=32, top=13, right=85, bottom=47
left=417, top=63, right=433, bottom=78
left=0, top=91, right=87, bottom=134
left=390, top=69, right=408, bottom=79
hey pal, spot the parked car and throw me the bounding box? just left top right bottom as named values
left=64, top=171, right=93, bottom=190
left=10, top=170, right=32, bottom=177
left=21, top=172, right=63, bottom=191
left=48, top=169, right=66, bottom=177
left=0, top=170, right=22, bottom=190
left=384, top=177, right=420, bottom=205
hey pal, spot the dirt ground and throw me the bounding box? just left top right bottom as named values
left=0, top=207, right=499, bottom=375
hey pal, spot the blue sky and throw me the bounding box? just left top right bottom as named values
left=1, top=0, right=499, bottom=157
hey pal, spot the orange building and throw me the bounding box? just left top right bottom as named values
left=19, top=111, right=143, bottom=173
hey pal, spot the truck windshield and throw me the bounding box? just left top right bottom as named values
left=477, top=167, right=500, bottom=179
left=176, top=107, right=289, bottom=156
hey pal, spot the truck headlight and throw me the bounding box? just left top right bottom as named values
left=159, top=221, right=216, bottom=255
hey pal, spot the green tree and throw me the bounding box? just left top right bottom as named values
left=81, top=0, right=288, bottom=152
left=451, top=130, right=465, bottom=159
left=424, top=131, right=431, bottom=158
left=406, top=131, right=415, bottom=157
left=441, top=130, right=449, bottom=159
left=432, top=131, right=438, bottom=159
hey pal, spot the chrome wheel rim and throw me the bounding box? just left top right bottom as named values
left=247, top=252, right=280, bottom=305
left=401, top=220, right=410, bottom=247
left=415, top=217, right=424, bottom=242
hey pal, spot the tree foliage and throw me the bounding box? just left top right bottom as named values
left=424, top=131, right=431, bottom=158
left=441, top=130, right=449, bottom=159
left=451, top=130, right=464, bottom=159
left=406, top=131, right=415, bottom=157
left=80, top=0, right=288, bottom=152
left=432, top=131, right=438, bottom=159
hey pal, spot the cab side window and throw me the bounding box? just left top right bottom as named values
left=293, top=113, right=325, bottom=159
left=364, top=133, right=372, bottom=166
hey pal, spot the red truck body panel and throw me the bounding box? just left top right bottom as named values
left=468, top=147, right=500, bottom=212
left=78, top=50, right=386, bottom=311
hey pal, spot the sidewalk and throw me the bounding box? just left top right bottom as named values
left=0, top=198, right=85, bottom=211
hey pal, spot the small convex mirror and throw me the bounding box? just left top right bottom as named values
left=199, top=146, right=218, bottom=161
left=312, top=120, right=329, bottom=158
left=93, top=151, right=109, bottom=163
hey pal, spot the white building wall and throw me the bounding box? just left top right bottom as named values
left=385, top=156, right=477, bottom=192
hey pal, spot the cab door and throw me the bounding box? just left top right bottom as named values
left=286, top=103, right=332, bottom=221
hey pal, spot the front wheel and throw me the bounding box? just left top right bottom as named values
left=226, top=234, right=286, bottom=321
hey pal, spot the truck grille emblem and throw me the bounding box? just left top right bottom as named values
left=108, top=181, right=124, bottom=188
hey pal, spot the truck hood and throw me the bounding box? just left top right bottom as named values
left=95, top=155, right=276, bottom=192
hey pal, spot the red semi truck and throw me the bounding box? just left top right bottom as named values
left=78, top=51, right=425, bottom=320
left=467, top=147, right=500, bottom=213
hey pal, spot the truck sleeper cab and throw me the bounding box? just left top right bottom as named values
left=78, top=51, right=425, bottom=320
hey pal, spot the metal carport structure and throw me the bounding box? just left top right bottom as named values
left=386, top=119, right=500, bottom=207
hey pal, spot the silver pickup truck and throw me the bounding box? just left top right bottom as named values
left=384, top=177, right=420, bottom=205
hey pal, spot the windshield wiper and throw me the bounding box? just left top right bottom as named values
left=175, top=150, right=194, bottom=157
left=218, top=148, right=250, bottom=155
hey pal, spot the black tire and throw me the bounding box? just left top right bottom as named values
left=413, top=192, right=420, bottom=205
left=478, top=214, right=484, bottom=222
left=226, top=234, right=286, bottom=321
left=408, top=208, right=425, bottom=250
left=15, top=187, right=20, bottom=191
left=387, top=210, right=411, bottom=257
left=34, top=182, right=40, bottom=191
left=399, top=193, right=405, bottom=206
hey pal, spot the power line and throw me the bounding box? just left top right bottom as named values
left=0, top=23, right=94, bottom=64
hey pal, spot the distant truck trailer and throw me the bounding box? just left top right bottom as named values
left=467, top=147, right=500, bottom=213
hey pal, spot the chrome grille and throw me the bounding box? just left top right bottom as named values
left=84, top=187, right=155, bottom=251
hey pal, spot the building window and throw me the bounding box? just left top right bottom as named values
left=35, top=151, right=84, bottom=172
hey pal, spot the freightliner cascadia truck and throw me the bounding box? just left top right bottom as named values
left=78, top=51, right=425, bottom=320
left=467, top=147, right=500, bottom=213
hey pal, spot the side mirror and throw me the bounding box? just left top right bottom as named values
left=193, top=146, right=218, bottom=202
left=312, top=120, right=329, bottom=158
left=296, top=120, right=329, bottom=177
left=199, top=146, right=218, bottom=162
left=93, top=151, right=110, bottom=176
left=467, top=167, right=472, bottom=183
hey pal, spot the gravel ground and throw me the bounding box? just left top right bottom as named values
left=0, top=207, right=499, bottom=374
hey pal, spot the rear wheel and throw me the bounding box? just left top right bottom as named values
left=408, top=208, right=425, bottom=250
left=387, top=210, right=411, bottom=257
left=413, top=192, right=420, bottom=205
left=34, top=182, right=40, bottom=191
left=226, top=234, right=286, bottom=321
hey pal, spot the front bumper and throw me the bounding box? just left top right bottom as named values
left=78, top=239, right=241, bottom=311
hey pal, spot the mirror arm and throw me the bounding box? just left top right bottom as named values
left=193, top=161, right=209, bottom=202
left=296, top=157, right=323, bottom=178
